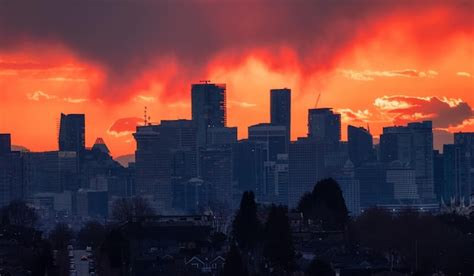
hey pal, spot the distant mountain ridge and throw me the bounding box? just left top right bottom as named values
left=114, top=154, right=135, bottom=167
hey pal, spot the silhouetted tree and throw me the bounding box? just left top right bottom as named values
left=232, top=191, right=261, bottom=250
left=1, top=200, right=38, bottom=227
left=306, top=259, right=335, bottom=276
left=111, top=196, right=155, bottom=222
left=31, top=240, right=55, bottom=276
left=263, top=205, right=295, bottom=273
left=222, top=243, right=248, bottom=276
left=49, top=223, right=74, bottom=250
left=297, top=178, right=348, bottom=230
left=78, top=220, right=106, bottom=249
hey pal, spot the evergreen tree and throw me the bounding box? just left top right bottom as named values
left=232, top=191, right=261, bottom=250
left=263, top=205, right=295, bottom=272
left=298, top=178, right=349, bottom=230
left=222, top=243, right=248, bottom=276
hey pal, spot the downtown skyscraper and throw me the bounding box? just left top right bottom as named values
left=270, top=88, right=291, bottom=141
left=58, top=113, right=85, bottom=153
left=380, top=121, right=435, bottom=201
left=191, top=82, right=227, bottom=147
left=307, top=108, right=341, bottom=143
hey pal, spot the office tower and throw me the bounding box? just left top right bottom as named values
left=0, top=134, right=11, bottom=154
left=191, top=82, right=226, bottom=146
left=270, top=88, right=291, bottom=141
left=453, top=132, right=474, bottom=199
left=184, top=178, right=210, bottom=213
left=288, top=138, right=326, bottom=208
left=335, top=160, right=361, bottom=216
left=380, top=121, right=435, bottom=201
left=24, top=151, right=78, bottom=195
left=275, top=154, right=289, bottom=205
left=200, top=147, right=234, bottom=208
left=386, top=162, right=418, bottom=200
left=234, top=140, right=266, bottom=196
left=442, top=144, right=460, bottom=200
left=348, top=125, right=373, bottom=167
left=355, top=162, right=391, bottom=208
left=248, top=123, right=288, bottom=161
left=0, top=135, right=23, bottom=207
left=248, top=123, right=288, bottom=201
left=134, top=120, right=197, bottom=211
left=433, top=150, right=445, bottom=201
left=59, top=113, right=85, bottom=153
left=308, top=108, right=341, bottom=143
left=207, top=127, right=237, bottom=146
left=324, top=141, right=349, bottom=177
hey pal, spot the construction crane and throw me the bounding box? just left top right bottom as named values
left=314, top=91, right=321, bottom=108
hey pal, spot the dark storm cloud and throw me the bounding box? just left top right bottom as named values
left=375, top=96, right=474, bottom=128
left=1, top=0, right=472, bottom=101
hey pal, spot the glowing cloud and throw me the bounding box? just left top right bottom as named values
left=339, top=69, right=439, bottom=81
left=456, top=72, right=472, bottom=78
left=373, top=96, right=473, bottom=128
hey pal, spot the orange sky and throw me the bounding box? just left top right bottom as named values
left=0, top=2, right=473, bottom=157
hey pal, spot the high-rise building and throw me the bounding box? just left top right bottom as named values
left=442, top=144, right=460, bottom=200
left=348, top=125, right=373, bottom=167
left=200, top=147, right=234, bottom=208
left=134, top=120, right=197, bottom=211
left=207, top=127, right=237, bottom=146
left=248, top=123, right=288, bottom=162
left=355, top=162, right=391, bottom=208
left=0, top=135, right=23, bottom=207
left=248, top=123, right=288, bottom=202
left=191, top=82, right=226, bottom=146
left=335, top=160, right=361, bottom=216
left=24, top=151, right=78, bottom=195
left=270, top=88, right=291, bottom=141
left=386, top=162, right=418, bottom=200
left=380, top=121, right=435, bottom=201
left=234, top=140, right=266, bottom=197
left=308, top=108, right=341, bottom=143
left=59, top=113, right=85, bottom=153
left=433, top=150, right=445, bottom=201
left=0, top=134, right=11, bottom=154
left=453, top=132, right=474, bottom=199
left=288, top=138, right=326, bottom=208
left=275, top=154, right=289, bottom=206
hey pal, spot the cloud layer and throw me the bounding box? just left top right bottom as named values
left=375, top=96, right=473, bottom=128
left=1, top=0, right=472, bottom=102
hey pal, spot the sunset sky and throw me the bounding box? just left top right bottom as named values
left=0, top=0, right=473, bottom=157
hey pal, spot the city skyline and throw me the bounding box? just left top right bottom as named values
left=0, top=1, right=473, bottom=156
left=1, top=2, right=473, bottom=275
